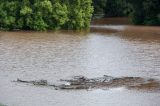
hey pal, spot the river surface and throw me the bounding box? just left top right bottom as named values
left=0, top=18, right=160, bottom=106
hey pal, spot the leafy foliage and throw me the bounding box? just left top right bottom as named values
left=129, top=0, right=160, bottom=25
left=93, top=0, right=130, bottom=17
left=0, top=0, right=93, bottom=30
left=93, top=0, right=160, bottom=25
left=104, top=0, right=130, bottom=17
left=93, top=0, right=107, bottom=14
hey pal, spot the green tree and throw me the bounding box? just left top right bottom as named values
left=92, top=0, right=160, bottom=25
left=93, top=0, right=131, bottom=17
left=93, top=0, right=107, bottom=14
left=64, top=0, right=93, bottom=30
left=105, top=0, right=126, bottom=17
left=0, top=0, right=93, bottom=31
left=129, top=0, right=160, bottom=25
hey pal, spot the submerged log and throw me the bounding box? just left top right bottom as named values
left=14, top=75, right=160, bottom=91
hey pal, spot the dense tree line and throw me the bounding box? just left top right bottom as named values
left=0, top=0, right=93, bottom=30
left=93, top=0, right=130, bottom=17
left=0, top=0, right=159, bottom=31
left=129, top=0, right=160, bottom=25
left=93, top=0, right=160, bottom=25
left=93, top=0, right=107, bottom=15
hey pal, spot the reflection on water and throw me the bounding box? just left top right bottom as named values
left=90, top=25, right=127, bottom=31
left=0, top=18, right=160, bottom=106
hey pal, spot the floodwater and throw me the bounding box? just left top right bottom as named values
left=0, top=18, right=160, bottom=106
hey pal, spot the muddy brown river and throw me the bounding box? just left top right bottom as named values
left=0, top=18, right=160, bottom=106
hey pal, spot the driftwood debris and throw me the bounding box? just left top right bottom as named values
left=15, top=75, right=160, bottom=91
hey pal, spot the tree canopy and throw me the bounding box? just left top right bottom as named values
left=93, top=0, right=160, bottom=25
left=0, top=0, right=159, bottom=31
left=0, top=0, right=93, bottom=30
left=129, top=0, right=160, bottom=25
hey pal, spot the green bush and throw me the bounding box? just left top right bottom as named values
left=0, top=0, right=93, bottom=31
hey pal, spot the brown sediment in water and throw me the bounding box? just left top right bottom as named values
left=0, top=18, right=160, bottom=106
left=90, top=27, right=119, bottom=34
left=91, top=17, right=160, bottom=36
left=117, top=26, right=160, bottom=43
left=122, top=26, right=160, bottom=35
left=91, top=17, right=130, bottom=25
left=90, top=22, right=160, bottom=42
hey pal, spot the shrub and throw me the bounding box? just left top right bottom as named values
left=0, top=0, right=93, bottom=31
